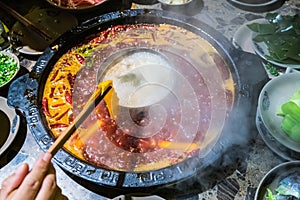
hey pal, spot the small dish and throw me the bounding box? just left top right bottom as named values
left=0, top=96, right=20, bottom=155
left=47, top=0, right=107, bottom=11
left=255, top=161, right=300, bottom=200
left=257, top=73, right=300, bottom=153
left=0, top=51, right=20, bottom=89
left=227, top=0, right=285, bottom=13
left=158, top=0, right=192, bottom=5
left=158, top=0, right=203, bottom=16
left=16, top=46, right=43, bottom=56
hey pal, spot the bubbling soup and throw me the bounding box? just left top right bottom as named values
left=42, top=23, right=235, bottom=172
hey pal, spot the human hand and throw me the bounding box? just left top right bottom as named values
left=0, top=152, right=67, bottom=200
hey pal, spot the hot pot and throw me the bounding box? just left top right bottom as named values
left=7, top=9, right=268, bottom=198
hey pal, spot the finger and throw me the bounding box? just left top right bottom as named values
left=35, top=174, right=56, bottom=200
left=35, top=163, right=56, bottom=200
left=13, top=152, right=52, bottom=200
left=0, top=164, right=29, bottom=200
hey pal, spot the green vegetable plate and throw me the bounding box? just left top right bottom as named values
left=258, top=72, right=300, bottom=153
left=0, top=51, right=20, bottom=89
left=255, top=161, right=300, bottom=200
left=249, top=13, right=300, bottom=69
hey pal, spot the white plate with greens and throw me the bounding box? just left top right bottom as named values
left=0, top=51, right=20, bottom=88
left=248, top=13, right=300, bottom=69
left=257, top=73, right=300, bottom=153
left=252, top=39, right=300, bottom=69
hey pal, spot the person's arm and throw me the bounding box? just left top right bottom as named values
left=0, top=152, right=67, bottom=200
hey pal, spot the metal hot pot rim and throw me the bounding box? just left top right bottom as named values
left=7, top=9, right=268, bottom=197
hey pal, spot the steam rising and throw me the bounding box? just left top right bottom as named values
left=72, top=23, right=252, bottom=179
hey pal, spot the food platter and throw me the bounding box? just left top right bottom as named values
left=0, top=96, right=20, bottom=156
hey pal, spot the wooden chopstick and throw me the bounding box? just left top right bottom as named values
left=0, top=1, right=52, bottom=41
left=47, top=82, right=112, bottom=155
left=158, top=134, right=216, bottom=152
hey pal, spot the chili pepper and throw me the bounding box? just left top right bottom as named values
left=75, top=53, right=85, bottom=64
left=61, top=58, right=72, bottom=66
left=68, top=113, right=74, bottom=123
left=49, top=87, right=55, bottom=98
left=50, top=123, right=68, bottom=129
left=65, top=91, right=72, bottom=105
left=58, top=86, right=64, bottom=94
left=52, top=103, right=66, bottom=108
left=90, top=36, right=106, bottom=44
left=50, top=70, right=58, bottom=81
left=67, top=73, right=76, bottom=92
left=55, top=108, right=70, bottom=121
left=42, top=97, right=51, bottom=117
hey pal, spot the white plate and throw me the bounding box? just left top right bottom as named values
left=229, top=0, right=282, bottom=7
left=233, top=18, right=266, bottom=53
left=227, top=0, right=285, bottom=12
left=0, top=51, right=20, bottom=88
left=17, top=46, right=43, bottom=56
left=0, top=96, right=20, bottom=155
left=257, top=73, right=300, bottom=153
left=256, top=110, right=300, bottom=161
left=250, top=19, right=300, bottom=69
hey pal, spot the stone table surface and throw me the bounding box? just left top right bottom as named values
left=0, top=0, right=299, bottom=199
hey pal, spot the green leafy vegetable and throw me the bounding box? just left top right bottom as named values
left=266, top=188, right=276, bottom=200
left=0, top=52, right=18, bottom=87
left=277, top=88, right=300, bottom=142
left=264, top=62, right=279, bottom=76
left=248, top=13, right=300, bottom=65
left=276, top=183, right=300, bottom=198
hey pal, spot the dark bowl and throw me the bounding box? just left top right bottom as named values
left=255, top=161, right=300, bottom=200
